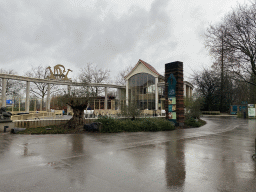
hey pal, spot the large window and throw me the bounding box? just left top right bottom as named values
left=128, top=73, right=156, bottom=110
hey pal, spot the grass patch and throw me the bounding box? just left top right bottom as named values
left=16, top=124, right=83, bottom=134
left=96, top=116, right=175, bottom=133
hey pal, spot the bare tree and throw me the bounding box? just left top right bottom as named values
left=115, top=65, right=133, bottom=86
left=205, top=25, right=230, bottom=111
left=0, top=69, right=23, bottom=97
left=206, top=2, right=256, bottom=86
left=24, top=66, right=64, bottom=108
left=193, top=68, right=221, bottom=111
left=79, top=63, right=110, bottom=96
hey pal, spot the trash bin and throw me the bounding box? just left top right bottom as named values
left=4, top=126, right=8, bottom=133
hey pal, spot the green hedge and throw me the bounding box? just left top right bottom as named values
left=96, top=117, right=175, bottom=133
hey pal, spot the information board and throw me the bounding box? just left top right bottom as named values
left=6, top=100, right=13, bottom=105
left=248, top=104, right=256, bottom=117
left=168, top=74, right=177, bottom=124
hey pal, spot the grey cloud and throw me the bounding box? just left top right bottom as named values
left=0, top=0, right=177, bottom=75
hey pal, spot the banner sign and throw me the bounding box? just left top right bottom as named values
left=168, top=74, right=177, bottom=124
left=6, top=100, right=13, bottom=105
left=248, top=104, right=256, bottom=117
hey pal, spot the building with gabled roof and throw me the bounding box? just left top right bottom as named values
left=116, top=59, right=193, bottom=115
left=124, top=59, right=162, bottom=79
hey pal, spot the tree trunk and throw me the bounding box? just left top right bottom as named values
left=64, top=106, right=85, bottom=129
left=71, top=107, right=85, bottom=125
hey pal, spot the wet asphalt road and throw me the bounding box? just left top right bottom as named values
left=1, top=116, right=256, bottom=192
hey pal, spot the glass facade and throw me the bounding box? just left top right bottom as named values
left=128, top=73, right=164, bottom=110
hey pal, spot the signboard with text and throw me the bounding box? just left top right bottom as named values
left=6, top=100, right=13, bottom=105
left=168, top=74, right=177, bottom=124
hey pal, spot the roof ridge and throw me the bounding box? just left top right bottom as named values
left=139, top=59, right=160, bottom=76
left=124, top=59, right=160, bottom=79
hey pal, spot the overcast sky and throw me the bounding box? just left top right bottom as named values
left=0, top=0, right=251, bottom=82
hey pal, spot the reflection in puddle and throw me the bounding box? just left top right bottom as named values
left=165, top=139, right=186, bottom=189
left=24, top=143, right=28, bottom=156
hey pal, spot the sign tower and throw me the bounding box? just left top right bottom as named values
left=165, top=61, right=184, bottom=126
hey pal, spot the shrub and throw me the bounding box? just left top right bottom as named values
left=185, top=97, right=203, bottom=119
left=97, top=116, right=175, bottom=133
left=120, top=100, right=141, bottom=120
left=184, top=116, right=206, bottom=127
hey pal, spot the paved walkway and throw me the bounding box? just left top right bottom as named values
left=0, top=116, right=256, bottom=191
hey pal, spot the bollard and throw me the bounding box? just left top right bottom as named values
left=252, top=139, right=256, bottom=160
left=243, top=112, right=246, bottom=119
left=4, top=126, right=9, bottom=133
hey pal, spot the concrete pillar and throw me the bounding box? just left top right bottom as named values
left=187, top=86, right=190, bottom=98
left=104, top=87, right=108, bottom=110
left=190, top=87, right=193, bottom=98
left=117, top=88, right=121, bottom=110
left=46, top=83, right=50, bottom=112
left=1, top=78, right=6, bottom=107
left=25, top=81, right=30, bottom=113
left=40, top=99, right=42, bottom=111
left=34, top=99, right=36, bottom=111
left=155, top=77, right=158, bottom=110
left=126, top=80, right=128, bottom=105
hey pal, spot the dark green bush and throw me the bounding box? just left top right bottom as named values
left=184, top=116, right=206, bottom=127
left=97, top=116, right=175, bottom=133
